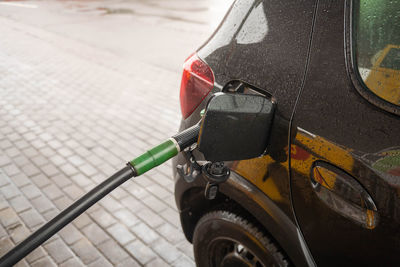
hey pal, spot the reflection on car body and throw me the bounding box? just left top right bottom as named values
left=365, top=45, right=400, bottom=105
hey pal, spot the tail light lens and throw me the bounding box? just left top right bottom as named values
left=180, top=53, right=214, bottom=119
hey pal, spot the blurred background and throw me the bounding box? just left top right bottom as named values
left=0, top=0, right=233, bottom=266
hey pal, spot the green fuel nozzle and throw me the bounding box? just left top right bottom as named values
left=129, top=123, right=200, bottom=175
left=0, top=123, right=201, bottom=267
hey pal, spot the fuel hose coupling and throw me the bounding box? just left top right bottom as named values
left=129, top=123, right=200, bottom=176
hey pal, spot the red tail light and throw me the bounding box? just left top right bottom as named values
left=179, top=53, right=214, bottom=119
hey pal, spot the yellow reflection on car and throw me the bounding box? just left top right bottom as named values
left=364, top=44, right=400, bottom=105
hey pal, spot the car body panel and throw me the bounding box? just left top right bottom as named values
left=174, top=0, right=318, bottom=265
left=290, top=1, right=400, bottom=266
left=197, top=0, right=317, bottom=223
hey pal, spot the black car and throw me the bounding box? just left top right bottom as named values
left=173, top=0, right=400, bottom=266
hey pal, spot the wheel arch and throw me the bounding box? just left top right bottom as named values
left=175, top=170, right=312, bottom=267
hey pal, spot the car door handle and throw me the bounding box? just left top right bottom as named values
left=310, top=161, right=378, bottom=229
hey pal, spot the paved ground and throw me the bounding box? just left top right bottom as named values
left=0, top=1, right=232, bottom=266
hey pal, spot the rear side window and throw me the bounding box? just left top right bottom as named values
left=354, top=0, right=400, bottom=108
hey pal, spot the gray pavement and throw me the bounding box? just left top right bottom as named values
left=0, top=0, right=232, bottom=266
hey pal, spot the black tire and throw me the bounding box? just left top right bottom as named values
left=193, top=210, right=290, bottom=267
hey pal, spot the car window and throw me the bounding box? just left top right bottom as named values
left=354, top=0, right=400, bottom=107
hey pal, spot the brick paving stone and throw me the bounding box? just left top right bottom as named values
left=176, top=240, right=194, bottom=260
left=145, top=258, right=169, bottom=267
left=42, top=184, right=64, bottom=200
left=172, top=255, right=195, bottom=267
left=31, top=140, right=46, bottom=150
left=58, top=148, right=74, bottom=158
left=53, top=196, right=73, bottom=210
left=31, top=257, right=57, bottom=267
left=19, top=208, right=45, bottom=229
left=48, top=140, right=63, bottom=150
left=131, top=222, right=160, bottom=245
left=156, top=223, right=185, bottom=245
left=59, top=163, right=79, bottom=177
left=0, top=237, right=15, bottom=258
left=22, top=164, right=40, bottom=177
left=89, top=208, right=117, bottom=228
left=31, top=155, right=49, bottom=167
left=81, top=223, right=110, bottom=245
left=0, top=140, right=13, bottom=150
left=0, top=196, right=8, bottom=211
left=0, top=223, right=7, bottom=238
left=13, top=155, right=30, bottom=169
left=0, top=208, right=20, bottom=228
left=0, top=183, right=21, bottom=199
left=78, top=164, right=97, bottom=177
left=71, top=239, right=102, bottom=265
left=73, top=213, right=92, bottom=229
left=160, top=207, right=181, bottom=228
left=64, top=140, right=79, bottom=149
left=126, top=240, right=157, bottom=265
left=121, top=195, right=146, bottom=213
left=22, top=147, right=39, bottom=158
left=9, top=224, right=30, bottom=244
left=59, top=257, right=85, bottom=267
left=107, top=223, right=136, bottom=245
left=59, top=224, right=84, bottom=245
left=87, top=257, right=113, bottom=267
left=116, top=257, right=141, bottom=267
left=114, top=209, right=140, bottom=227
left=0, top=9, right=200, bottom=265
left=14, top=259, right=29, bottom=267
left=14, top=140, right=30, bottom=151
left=63, top=184, right=84, bottom=200
left=163, top=195, right=178, bottom=210
left=3, top=164, right=20, bottom=177
left=41, top=164, right=59, bottom=177
left=44, top=238, right=74, bottom=264
left=67, top=155, right=84, bottom=167
left=20, top=184, right=42, bottom=200
left=100, top=195, right=123, bottom=212
left=142, top=194, right=168, bottom=213
left=97, top=239, right=130, bottom=265
left=135, top=175, right=153, bottom=188
left=71, top=173, right=92, bottom=188
left=0, top=155, right=11, bottom=167
left=31, top=195, right=54, bottom=214
left=31, top=173, right=51, bottom=188
left=42, top=209, right=59, bottom=221
left=86, top=154, right=103, bottom=166
left=39, top=147, right=56, bottom=158
left=136, top=208, right=165, bottom=228
left=25, top=247, right=48, bottom=264
left=49, top=155, right=67, bottom=166
left=6, top=147, right=21, bottom=158
left=9, top=195, right=32, bottom=213
left=0, top=175, right=9, bottom=189
left=146, top=184, right=171, bottom=200
left=152, top=238, right=182, bottom=264
left=110, top=187, right=129, bottom=200
left=51, top=173, right=72, bottom=188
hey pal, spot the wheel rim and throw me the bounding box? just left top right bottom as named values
left=209, top=239, right=266, bottom=267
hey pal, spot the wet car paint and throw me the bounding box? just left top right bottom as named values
left=175, top=0, right=317, bottom=265
left=197, top=0, right=317, bottom=222
left=291, top=0, right=400, bottom=265
left=175, top=0, right=399, bottom=266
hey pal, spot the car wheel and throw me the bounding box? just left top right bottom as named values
left=193, top=210, right=290, bottom=267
